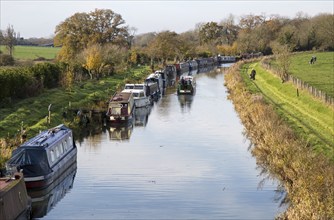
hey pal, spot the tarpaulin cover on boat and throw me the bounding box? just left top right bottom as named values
left=7, top=147, right=51, bottom=177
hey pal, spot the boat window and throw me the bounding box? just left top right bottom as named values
left=55, top=145, right=60, bottom=158
left=68, top=136, right=72, bottom=148
left=64, top=140, right=68, bottom=151
left=60, top=143, right=64, bottom=154
left=134, top=85, right=143, bottom=89
left=50, top=149, right=55, bottom=162
left=110, top=107, right=121, bottom=115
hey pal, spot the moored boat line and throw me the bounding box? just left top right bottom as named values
left=105, top=57, right=219, bottom=124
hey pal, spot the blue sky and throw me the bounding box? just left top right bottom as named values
left=1, top=0, right=333, bottom=38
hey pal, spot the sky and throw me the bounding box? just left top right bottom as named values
left=1, top=0, right=333, bottom=38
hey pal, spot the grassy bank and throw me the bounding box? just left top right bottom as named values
left=0, top=66, right=151, bottom=167
left=242, top=61, right=334, bottom=160
left=0, top=45, right=60, bottom=60
left=225, top=60, right=334, bottom=219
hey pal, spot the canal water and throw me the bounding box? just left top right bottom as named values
left=36, top=68, right=285, bottom=219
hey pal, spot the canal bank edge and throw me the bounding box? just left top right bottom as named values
left=224, top=60, right=334, bottom=219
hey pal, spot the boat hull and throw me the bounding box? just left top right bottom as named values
left=134, top=97, right=151, bottom=108
left=24, top=147, right=77, bottom=190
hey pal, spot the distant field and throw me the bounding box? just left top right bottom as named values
left=0, top=45, right=60, bottom=60
left=271, top=51, right=334, bottom=97
left=289, top=52, right=334, bottom=97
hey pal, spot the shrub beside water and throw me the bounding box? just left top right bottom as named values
left=224, top=61, right=334, bottom=219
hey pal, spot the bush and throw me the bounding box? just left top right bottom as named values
left=30, top=62, right=61, bottom=88
left=0, top=54, right=15, bottom=66
left=0, top=67, right=36, bottom=101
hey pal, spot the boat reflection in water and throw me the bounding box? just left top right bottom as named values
left=178, top=94, right=194, bottom=112
left=28, top=161, right=77, bottom=218
left=106, top=122, right=134, bottom=141
left=134, top=106, right=152, bottom=127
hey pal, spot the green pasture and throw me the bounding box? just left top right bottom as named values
left=271, top=51, right=334, bottom=97
left=0, top=45, right=60, bottom=60
left=242, top=62, right=334, bottom=160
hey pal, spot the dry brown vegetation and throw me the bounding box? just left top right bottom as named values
left=224, top=61, right=334, bottom=219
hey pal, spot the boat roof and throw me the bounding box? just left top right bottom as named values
left=110, top=92, right=132, bottom=103
left=0, top=172, right=23, bottom=192
left=122, top=89, right=143, bottom=94
left=181, top=76, right=194, bottom=80
left=21, top=124, right=71, bottom=148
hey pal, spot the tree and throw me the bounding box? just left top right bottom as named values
left=2, top=25, right=16, bottom=56
left=55, top=9, right=130, bottom=62
left=239, top=14, right=265, bottom=30
left=313, top=13, right=334, bottom=50
left=146, top=31, right=181, bottom=65
left=198, top=22, right=224, bottom=45
left=271, top=42, right=292, bottom=82
left=82, top=44, right=104, bottom=79
left=219, top=14, right=239, bottom=45
left=277, top=24, right=298, bottom=50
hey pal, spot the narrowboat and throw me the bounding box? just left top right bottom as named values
left=164, top=65, right=177, bottom=87
left=177, top=76, right=196, bottom=95
left=106, top=91, right=135, bottom=124
left=123, top=84, right=151, bottom=108
left=154, top=70, right=167, bottom=89
left=6, top=124, right=77, bottom=190
left=144, top=75, right=160, bottom=99
left=146, top=73, right=163, bottom=94
left=189, top=60, right=198, bottom=71
left=122, top=89, right=151, bottom=108
left=0, top=171, right=32, bottom=220
left=176, top=62, right=190, bottom=75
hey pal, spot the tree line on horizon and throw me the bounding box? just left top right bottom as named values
left=0, top=9, right=333, bottom=93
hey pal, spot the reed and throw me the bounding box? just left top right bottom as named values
left=224, top=61, right=334, bottom=219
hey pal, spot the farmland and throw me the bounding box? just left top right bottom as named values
left=0, top=45, right=60, bottom=60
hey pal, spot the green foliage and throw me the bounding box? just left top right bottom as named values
left=30, top=62, right=61, bottom=88
left=0, top=67, right=36, bottom=103
left=0, top=63, right=62, bottom=104
left=0, top=65, right=150, bottom=139
left=0, top=54, right=15, bottom=66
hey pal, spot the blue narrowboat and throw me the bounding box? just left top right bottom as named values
left=6, top=124, right=77, bottom=190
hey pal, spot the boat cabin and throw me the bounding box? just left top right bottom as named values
left=177, top=76, right=196, bottom=95
left=6, top=124, right=77, bottom=189
left=106, top=91, right=135, bottom=123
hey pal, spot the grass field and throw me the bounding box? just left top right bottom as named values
left=0, top=45, right=60, bottom=60
left=242, top=61, right=334, bottom=159
left=271, top=51, right=334, bottom=97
